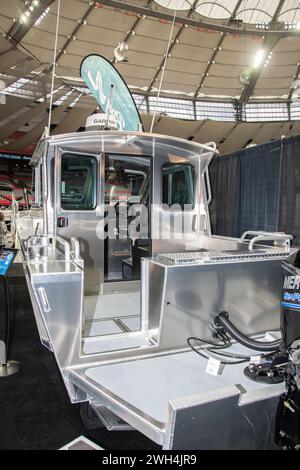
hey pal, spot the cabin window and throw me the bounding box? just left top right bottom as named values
left=162, top=163, right=195, bottom=209
left=105, top=155, right=148, bottom=204
left=61, top=154, right=97, bottom=210
left=38, top=162, right=43, bottom=205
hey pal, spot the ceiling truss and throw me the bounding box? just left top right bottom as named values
left=99, top=0, right=300, bottom=37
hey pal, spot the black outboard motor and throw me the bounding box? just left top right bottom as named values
left=275, top=252, right=300, bottom=450
left=281, top=251, right=300, bottom=352
left=213, top=251, right=300, bottom=449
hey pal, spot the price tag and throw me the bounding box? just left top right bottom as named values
left=206, top=358, right=223, bottom=376
left=265, top=331, right=280, bottom=342
left=250, top=356, right=261, bottom=365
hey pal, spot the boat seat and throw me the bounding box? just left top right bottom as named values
left=122, top=258, right=133, bottom=280
left=121, top=243, right=151, bottom=281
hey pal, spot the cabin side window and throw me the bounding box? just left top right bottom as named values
left=38, top=162, right=43, bottom=205
left=162, top=163, right=195, bottom=210
left=61, top=154, right=97, bottom=211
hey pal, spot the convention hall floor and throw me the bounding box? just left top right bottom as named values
left=0, top=267, right=159, bottom=450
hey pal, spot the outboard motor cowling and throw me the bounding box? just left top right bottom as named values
left=281, top=251, right=300, bottom=351
left=275, top=251, right=300, bottom=450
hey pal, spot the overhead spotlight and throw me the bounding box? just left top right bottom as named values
left=34, top=6, right=50, bottom=26
left=284, top=20, right=298, bottom=30
left=114, top=41, right=129, bottom=63
left=20, top=14, right=28, bottom=23
left=252, top=48, right=272, bottom=70
left=253, top=49, right=266, bottom=69
left=255, top=21, right=270, bottom=30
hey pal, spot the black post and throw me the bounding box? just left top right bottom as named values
left=0, top=248, right=21, bottom=377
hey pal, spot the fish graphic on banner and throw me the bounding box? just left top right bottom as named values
left=80, top=54, right=143, bottom=132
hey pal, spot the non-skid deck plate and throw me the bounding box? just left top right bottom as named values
left=156, top=248, right=289, bottom=266
left=82, top=333, right=151, bottom=355
left=84, top=292, right=140, bottom=321
left=84, top=348, right=284, bottom=424
left=84, top=316, right=141, bottom=337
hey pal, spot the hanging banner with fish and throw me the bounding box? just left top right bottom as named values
left=80, top=54, right=143, bottom=132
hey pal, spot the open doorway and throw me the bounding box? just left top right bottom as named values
left=104, top=154, right=151, bottom=282
left=83, top=154, right=151, bottom=347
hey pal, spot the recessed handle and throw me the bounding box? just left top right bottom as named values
left=38, top=287, right=51, bottom=313
left=57, top=216, right=68, bottom=228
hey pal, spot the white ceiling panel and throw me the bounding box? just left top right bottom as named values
left=172, top=43, right=214, bottom=62
left=194, top=120, right=236, bottom=144
left=180, top=28, right=222, bottom=48
left=165, top=57, right=206, bottom=74
left=219, top=122, right=263, bottom=154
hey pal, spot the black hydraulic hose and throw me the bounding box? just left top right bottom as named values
left=215, top=312, right=281, bottom=352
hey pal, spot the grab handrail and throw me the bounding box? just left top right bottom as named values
left=240, top=231, right=282, bottom=242
left=240, top=231, right=293, bottom=251
left=70, top=237, right=80, bottom=261
left=204, top=168, right=212, bottom=205
left=52, top=236, right=70, bottom=262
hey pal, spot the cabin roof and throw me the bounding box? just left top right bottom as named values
left=31, top=131, right=218, bottom=166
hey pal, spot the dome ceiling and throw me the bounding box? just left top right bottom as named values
left=154, top=0, right=300, bottom=24
left=0, top=1, right=300, bottom=153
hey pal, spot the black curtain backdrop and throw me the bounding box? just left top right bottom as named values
left=209, top=154, right=241, bottom=238
left=209, top=138, right=284, bottom=239
left=278, top=135, right=300, bottom=244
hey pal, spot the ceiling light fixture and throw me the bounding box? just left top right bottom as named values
left=256, top=21, right=269, bottom=30
left=253, top=49, right=266, bottom=69
left=20, top=14, right=28, bottom=23
left=35, top=6, right=50, bottom=26
left=284, top=21, right=299, bottom=30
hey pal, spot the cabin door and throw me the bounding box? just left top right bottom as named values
left=55, top=149, right=104, bottom=295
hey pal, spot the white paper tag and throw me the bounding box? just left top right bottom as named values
left=206, top=358, right=223, bottom=376
left=265, top=332, right=278, bottom=342
left=250, top=355, right=261, bottom=365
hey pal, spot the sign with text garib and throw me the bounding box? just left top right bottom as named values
left=80, top=54, right=143, bottom=132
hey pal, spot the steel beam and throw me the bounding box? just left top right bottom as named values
left=194, top=0, right=245, bottom=98
left=98, top=0, right=299, bottom=37
left=112, top=0, right=153, bottom=65
left=54, top=4, right=95, bottom=66
left=238, top=0, right=286, bottom=106
left=6, top=0, right=56, bottom=46
left=147, top=0, right=198, bottom=93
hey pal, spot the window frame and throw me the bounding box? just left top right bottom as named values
left=161, top=162, right=196, bottom=212
left=104, top=153, right=151, bottom=205
left=59, top=152, right=98, bottom=212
